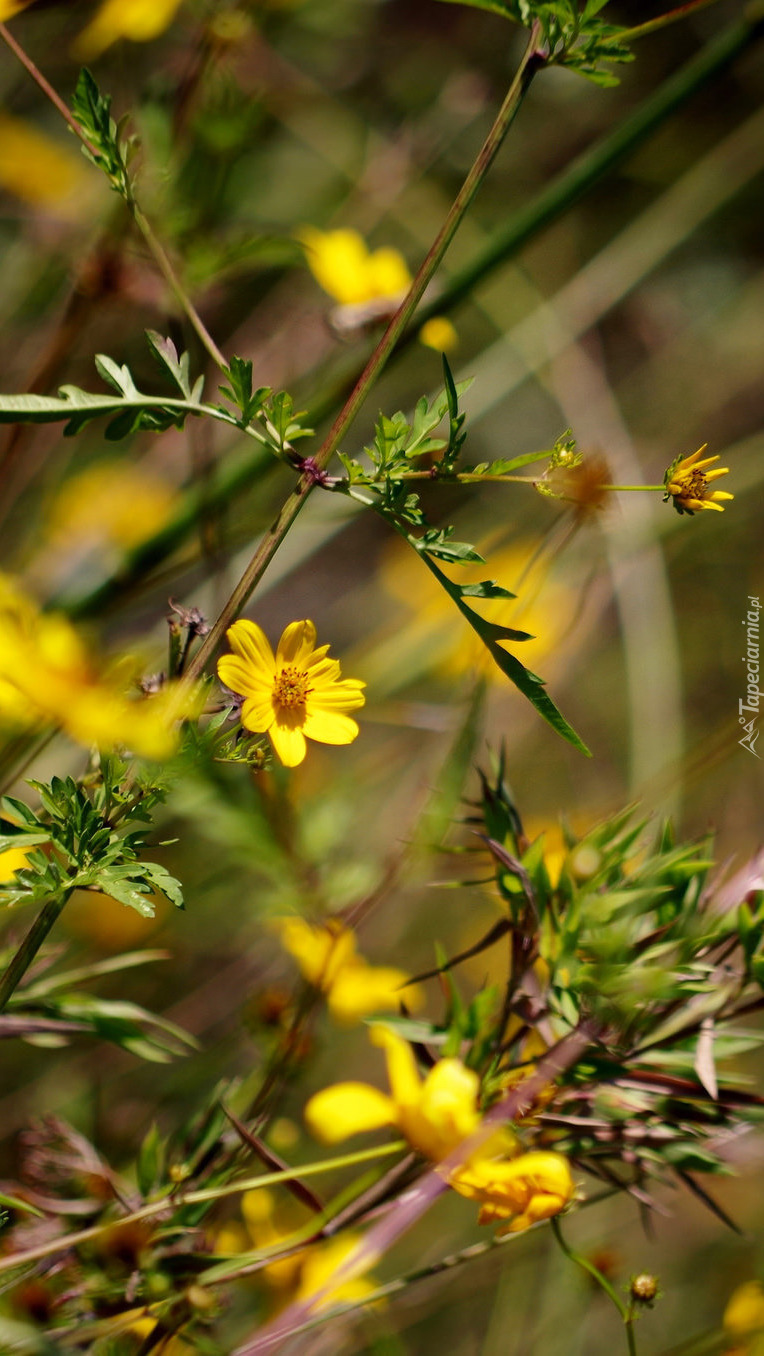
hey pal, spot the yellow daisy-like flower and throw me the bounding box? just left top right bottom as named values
left=305, top=1025, right=484, bottom=1161
left=663, top=444, right=734, bottom=515
left=275, top=916, right=423, bottom=1023
left=72, top=0, right=185, bottom=60
left=217, top=619, right=365, bottom=768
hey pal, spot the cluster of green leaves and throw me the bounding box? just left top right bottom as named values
left=71, top=67, right=133, bottom=199
left=450, top=766, right=764, bottom=1192
left=218, top=355, right=314, bottom=458
left=438, top=0, right=634, bottom=86
left=0, top=758, right=181, bottom=917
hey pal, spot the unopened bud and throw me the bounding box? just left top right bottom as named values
left=630, top=1273, right=659, bottom=1305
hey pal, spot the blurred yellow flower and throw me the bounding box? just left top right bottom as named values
left=215, top=1188, right=378, bottom=1314
left=46, top=462, right=175, bottom=553
left=275, top=916, right=423, bottom=1023
left=724, top=1282, right=764, bottom=1354
left=299, top=227, right=410, bottom=308
left=295, top=1233, right=378, bottom=1312
left=217, top=619, right=365, bottom=768
left=73, top=0, right=185, bottom=60
left=305, top=1025, right=484, bottom=1160
left=450, top=1149, right=574, bottom=1235
left=663, top=444, right=734, bottom=516
left=0, top=111, right=90, bottom=213
left=299, top=225, right=455, bottom=350
left=0, top=573, right=199, bottom=758
left=418, top=315, right=458, bottom=353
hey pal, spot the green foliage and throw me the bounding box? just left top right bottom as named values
left=71, top=68, right=133, bottom=198
left=435, top=0, right=635, bottom=85
left=0, top=759, right=182, bottom=917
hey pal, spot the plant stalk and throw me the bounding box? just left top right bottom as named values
left=186, top=24, right=544, bottom=679
left=0, top=888, right=73, bottom=1013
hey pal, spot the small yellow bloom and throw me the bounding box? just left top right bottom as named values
left=73, top=0, right=185, bottom=59
left=305, top=1025, right=483, bottom=1160
left=217, top=619, right=365, bottom=768
left=0, top=112, right=90, bottom=213
left=276, top=916, right=422, bottom=1023
left=663, top=444, right=734, bottom=515
left=418, top=316, right=458, bottom=353
left=450, top=1149, right=574, bottom=1235
left=0, top=574, right=199, bottom=758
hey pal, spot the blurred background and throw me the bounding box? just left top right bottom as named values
left=0, top=1, right=763, bottom=1350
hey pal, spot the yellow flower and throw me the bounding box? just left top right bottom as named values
left=216, top=1189, right=378, bottom=1314
left=0, top=112, right=90, bottom=213
left=45, top=462, right=175, bottom=553
left=0, top=574, right=199, bottom=758
left=305, top=1025, right=483, bottom=1160
left=418, top=316, right=458, bottom=353
left=72, top=0, right=185, bottom=60
left=663, top=444, right=734, bottom=515
left=299, top=226, right=455, bottom=350
left=0, top=843, right=32, bottom=883
left=217, top=619, right=365, bottom=768
left=275, top=916, right=423, bottom=1023
left=724, top=1282, right=764, bottom=1353
left=450, top=1149, right=574, bottom=1235
left=295, top=1234, right=378, bottom=1312
left=299, top=227, right=410, bottom=308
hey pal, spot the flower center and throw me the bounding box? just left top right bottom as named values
left=679, top=468, right=708, bottom=499
left=273, top=664, right=310, bottom=709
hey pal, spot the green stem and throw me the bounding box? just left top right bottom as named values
left=0, top=1140, right=406, bottom=1277
left=550, top=1217, right=636, bottom=1353
left=0, top=888, right=73, bottom=1014
left=185, top=25, right=544, bottom=680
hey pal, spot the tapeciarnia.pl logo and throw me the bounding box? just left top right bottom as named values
left=739, top=595, right=761, bottom=758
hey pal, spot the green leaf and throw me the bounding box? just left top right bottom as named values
left=419, top=547, right=589, bottom=754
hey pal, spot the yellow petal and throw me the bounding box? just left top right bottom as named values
left=276, top=917, right=357, bottom=988
left=327, top=963, right=422, bottom=1023
left=296, top=1235, right=378, bottom=1311
left=365, top=247, right=411, bottom=300
left=225, top=620, right=275, bottom=677
left=305, top=1083, right=397, bottom=1143
left=269, top=718, right=307, bottom=767
left=240, top=693, right=275, bottom=734
left=308, top=678, right=366, bottom=711
left=72, top=0, right=184, bottom=59
left=276, top=620, right=317, bottom=668
left=299, top=228, right=375, bottom=306
left=302, top=709, right=360, bottom=746
left=370, top=1026, right=422, bottom=1107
